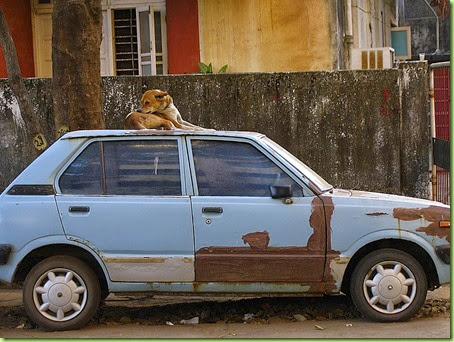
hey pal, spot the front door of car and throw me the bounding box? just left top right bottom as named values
left=187, top=137, right=327, bottom=283
left=55, top=137, right=194, bottom=282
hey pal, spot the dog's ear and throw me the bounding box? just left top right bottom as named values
left=155, top=90, right=168, bottom=97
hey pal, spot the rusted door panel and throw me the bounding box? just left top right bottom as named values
left=192, top=196, right=327, bottom=283
left=196, top=249, right=324, bottom=282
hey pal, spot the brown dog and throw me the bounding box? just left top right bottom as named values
left=124, top=89, right=204, bottom=130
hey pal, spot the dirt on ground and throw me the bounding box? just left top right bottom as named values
left=0, top=284, right=450, bottom=338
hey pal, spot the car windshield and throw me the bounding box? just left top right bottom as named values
left=261, top=137, right=333, bottom=192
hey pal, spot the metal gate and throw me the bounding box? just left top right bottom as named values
left=431, top=62, right=450, bottom=204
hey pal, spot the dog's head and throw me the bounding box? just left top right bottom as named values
left=140, top=89, right=173, bottom=113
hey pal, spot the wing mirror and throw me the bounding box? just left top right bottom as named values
left=269, top=185, right=292, bottom=199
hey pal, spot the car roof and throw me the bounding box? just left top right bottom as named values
left=61, top=129, right=266, bottom=140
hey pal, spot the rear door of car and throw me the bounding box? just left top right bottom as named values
left=55, top=136, right=194, bottom=282
left=187, top=136, right=327, bottom=286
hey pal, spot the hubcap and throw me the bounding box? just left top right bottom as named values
left=32, top=268, right=87, bottom=322
left=363, top=261, right=416, bottom=315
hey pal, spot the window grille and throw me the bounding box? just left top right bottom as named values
left=113, top=9, right=139, bottom=76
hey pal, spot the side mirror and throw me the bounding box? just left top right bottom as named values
left=270, top=185, right=292, bottom=199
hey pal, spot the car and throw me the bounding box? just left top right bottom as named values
left=0, top=129, right=450, bottom=330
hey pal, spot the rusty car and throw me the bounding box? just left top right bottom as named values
left=0, top=129, right=450, bottom=330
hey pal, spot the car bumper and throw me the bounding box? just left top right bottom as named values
left=435, top=244, right=450, bottom=264
left=0, top=245, right=11, bottom=265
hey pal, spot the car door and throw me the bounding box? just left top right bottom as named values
left=187, top=137, right=327, bottom=284
left=55, top=137, right=194, bottom=282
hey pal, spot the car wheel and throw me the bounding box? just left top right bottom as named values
left=23, top=255, right=100, bottom=331
left=350, top=248, right=427, bottom=322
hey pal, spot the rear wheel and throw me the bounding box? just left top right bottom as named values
left=350, top=249, right=427, bottom=322
left=23, top=255, right=100, bottom=331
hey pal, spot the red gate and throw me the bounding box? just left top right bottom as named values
left=432, top=62, right=450, bottom=204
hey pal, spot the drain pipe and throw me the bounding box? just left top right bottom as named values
left=344, top=0, right=354, bottom=68
left=422, top=0, right=440, bottom=53
left=429, top=67, right=437, bottom=200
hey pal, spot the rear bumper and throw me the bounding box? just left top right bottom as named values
left=0, top=245, right=12, bottom=265
left=435, top=244, right=450, bottom=264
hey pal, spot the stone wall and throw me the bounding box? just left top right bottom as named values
left=0, top=62, right=430, bottom=198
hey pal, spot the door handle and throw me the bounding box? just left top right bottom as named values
left=69, top=206, right=90, bottom=213
left=202, top=207, right=223, bottom=214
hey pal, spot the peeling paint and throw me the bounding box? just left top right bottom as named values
left=328, top=256, right=351, bottom=288
left=104, top=256, right=194, bottom=282
left=393, top=206, right=450, bottom=243
left=195, top=196, right=333, bottom=283
left=241, top=231, right=270, bottom=249
left=366, top=212, right=388, bottom=216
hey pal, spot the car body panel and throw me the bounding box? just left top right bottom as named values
left=0, top=195, right=64, bottom=252
left=0, top=130, right=450, bottom=297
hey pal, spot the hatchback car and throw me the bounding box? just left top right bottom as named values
left=0, top=130, right=450, bottom=330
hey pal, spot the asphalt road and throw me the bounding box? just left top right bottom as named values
left=0, top=285, right=450, bottom=338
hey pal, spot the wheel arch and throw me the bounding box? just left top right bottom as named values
left=341, top=238, right=439, bottom=295
left=13, top=244, right=109, bottom=297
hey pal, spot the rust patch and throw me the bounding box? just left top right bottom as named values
left=393, top=206, right=450, bottom=243
left=366, top=212, right=388, bottom=216
left=195, top=195, right=340, bottom=293
left=417, top=222, right=450, bottom=242
left=242, top=231, right=270, bottom=249
left=196, top=246, right=325, bottom=282
left=393, top=208, right=423, bottom=221
left=307, top=197, right=325, bottom=251
left=319, top=196, right=340, bottom=293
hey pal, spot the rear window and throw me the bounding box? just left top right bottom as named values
left=59, top=140, right=181, bottom=196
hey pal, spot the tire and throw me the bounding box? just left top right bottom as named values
left=350, top=248, right=427, bottom=322
left=23, top=255, right=100, bottom=331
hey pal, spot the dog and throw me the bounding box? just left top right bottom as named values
left=124, top=89, right=204, bottom=130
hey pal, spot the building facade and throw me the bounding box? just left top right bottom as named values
left=1, top=0, right=404, bottom=78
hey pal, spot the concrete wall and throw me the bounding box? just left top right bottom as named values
left=398, top=0, right=450, bottom=61
left=0, top=62, right=430, bottom=199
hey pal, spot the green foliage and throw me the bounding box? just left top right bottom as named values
left=199, top=62, right=228, bottom=74
left=218, top=64, right=228, bottom=73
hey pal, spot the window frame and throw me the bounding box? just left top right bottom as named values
left=186, top=136, right=315, bottom=197
left=55, top=136, right=187, bottom=197
left=108, top=1, right=168, bottom=76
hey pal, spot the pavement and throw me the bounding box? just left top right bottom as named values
left=0, top=284, right=450, bottom=338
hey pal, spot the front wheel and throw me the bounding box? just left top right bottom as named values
left=350, top=249, right=427, bottom=322
left=23, top=256, right=100, bottom=331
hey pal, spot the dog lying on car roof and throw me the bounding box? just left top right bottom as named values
left=124, top=89, right=205, bottom=130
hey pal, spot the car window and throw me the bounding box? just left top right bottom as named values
left=104, top=140, right=181, bottom=196
left=59, top=142, right=103, bottom=195
left=191, top=140, right=303, bottom=197
left=59, top=140, right=181, bottom=196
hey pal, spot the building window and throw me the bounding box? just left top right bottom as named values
left=112, top=6, right=167, bottom=76
left=113, top=9, right=139, bottom=75
left=31, top=1, right=168, bottom=77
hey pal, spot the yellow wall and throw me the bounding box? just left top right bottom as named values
left=198, top=0, right=334, bottom=72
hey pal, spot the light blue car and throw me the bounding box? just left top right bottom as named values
left=0, top=130, right=450, bottom=330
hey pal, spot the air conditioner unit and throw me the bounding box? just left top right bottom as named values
left=351, top=47, right=395, bottom=69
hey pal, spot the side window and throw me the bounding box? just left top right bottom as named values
left=59, top=142, right=102, bottom=195
left=59, top=140, right=181, bottom=196
left=103, top=140, right=181, bottom=196
left=191, top=140, right=303, bottom=197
